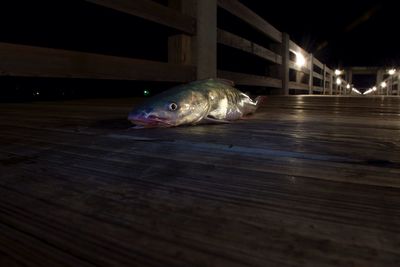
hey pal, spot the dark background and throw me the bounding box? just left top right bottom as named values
left=245, top=0, right=399, bottom=67
left=0, top=0, right=398, bottom=100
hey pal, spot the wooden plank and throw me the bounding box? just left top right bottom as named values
left=217, top=0, right=282, bottom=43
left=0, top=42, right=195, bottom=82
left=313, top=57, right=323, bottom=69
left=289, top=40, right=308, bottom=56
left=168, top=34, right=193, bottom=65
left=197, top=0, right=217, bottom=79
left=398, top=76, right=400, bottom=96
left=168, top=1, right=196, bottom=66
left=345, top=68, right=353, bottom=85
left=350, top=66, right=380, bottom=75
left=85, top=0, right=195, bottom=34
left=309, top=54, right=314, bottom=94
left=0, top=96, right=400, bottom=267
left=281, top=33, right=290, bottom=95
left=313, top=72, right=323, bottom=79
left=322, top=65, right=327, bottom=94
left=289, top=82, right=309, bottom=90
left=217, top=29, right=282, bottom=64
left=218, top=70, right=282, bottom=88
left=289, top=61, right=311, bottom=74
left=1, top=97, right=400, bottom=267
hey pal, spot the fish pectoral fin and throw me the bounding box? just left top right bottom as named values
left=129, top=125, right=146, bottom=130
left=199, top=115, right=232, bottom=124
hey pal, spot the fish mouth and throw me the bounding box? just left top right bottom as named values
left=128, top=115, right=172, bottom=128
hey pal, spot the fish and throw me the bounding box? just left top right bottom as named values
left=127, top=78, right=265, bottom=128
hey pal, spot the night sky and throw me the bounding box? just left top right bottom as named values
left=0, top=0, right=398, bottom=98
left=244, top=0, right=400, bottom=67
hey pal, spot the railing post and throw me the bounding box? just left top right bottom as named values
left=308, top=54, right=313, bottom=94
left=377, top=69, right=384, bottom=95
left=281, top=33, right=290, bottom=95
left=330, top=73, right=333, bottom=95
left=168, top=34, right=193, bottom=65
left=398, top=75, right=400, bottom=96
left=196, top=0, right=217, bottom=79
left=345, top=69, right=353, bottom=87
left=168, top=0, right=196, bottom=78
left=169, top=0, right=218, bottom=81
left=322, top=66, right=325, bottom=95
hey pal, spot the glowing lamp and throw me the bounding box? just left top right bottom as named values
left=381, top=82, right=387, bottom=88
left=294, top=52, right=306, bottom=68
left=336, top=78, right=342, bottom=85
left=334, top=69, right=342, bottom=76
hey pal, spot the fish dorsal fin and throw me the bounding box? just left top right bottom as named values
left=192, top=78, right=235, bottom=87
left=216, top=78, right=235, bottom=87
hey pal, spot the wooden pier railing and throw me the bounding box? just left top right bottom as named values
left=343, top=66, right=399, bottom=96
left=0, top=0, right=354, bottom=95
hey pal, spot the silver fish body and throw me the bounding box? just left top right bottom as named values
left=128, top=79, right=263, bottom=127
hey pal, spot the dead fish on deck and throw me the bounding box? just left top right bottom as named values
left=127, top=78, right=265, bottom=128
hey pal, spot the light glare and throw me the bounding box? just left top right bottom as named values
left=294, top=52, right=306, bottom=67
left=363, top=88, right=373, bottom=95
left=334, top=69, right=342, bottom=76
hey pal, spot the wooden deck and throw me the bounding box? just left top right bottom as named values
left=1, top=96, right=400, bottom=267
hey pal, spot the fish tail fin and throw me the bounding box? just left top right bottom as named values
left=255, top=96, right=268, bottom=109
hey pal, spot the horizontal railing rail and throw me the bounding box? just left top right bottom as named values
left=0, top=0, right=356, bottom=96
left=366, top=69, right=400, bottom=96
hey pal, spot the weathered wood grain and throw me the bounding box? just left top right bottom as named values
left=217, top=0, right=282, bottom=43
left=0, top=42, right=196, bottom=82
left=0, top=96, right=400, bottom=267
left=288, top=61, right=311, bottom=74
left=289, top=82, right=309, bottom=90
left=218, top=70, right=282, bottom=88
left=217, top=29, right=282, bottom=64
left=85, top=0, right=196, bottom=34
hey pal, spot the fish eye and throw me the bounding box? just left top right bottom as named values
left=168, top=102, right=178, bottom=111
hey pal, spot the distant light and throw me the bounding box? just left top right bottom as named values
left=381, top=81, right=387, bottom=88
left=388, top=69, right=396, bottom=75
left=346, top=84, right=350, bottom=89
left=372, top=86, right=377, bottom=91
left=352, top=87, right=361, bottom=94
left=334, top=69, right=342, bottom=76
left=143, top=90, right=150, bottom=96
left=294, top=52, right=306, bottom=68
left=363, top=88, right=373, bottom=95
left=336, top=78, right=342, bottom=85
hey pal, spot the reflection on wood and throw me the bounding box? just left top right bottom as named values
left=1, top=96, right=400, bottom=266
